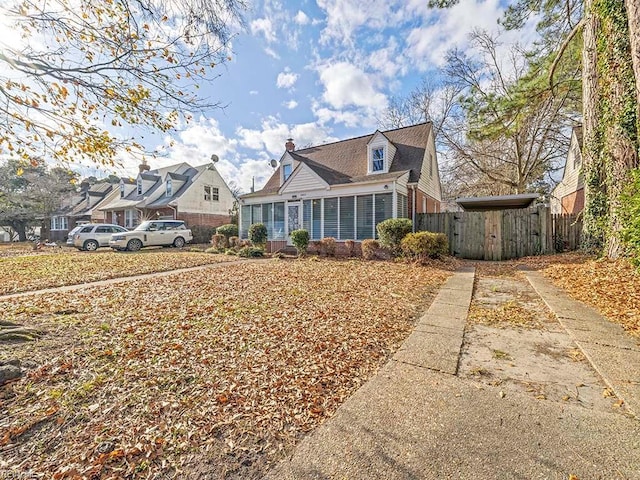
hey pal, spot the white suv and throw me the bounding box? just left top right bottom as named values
left=72, top=224, right=129, bottom=251
left=109, top=220, right=193, bottom=251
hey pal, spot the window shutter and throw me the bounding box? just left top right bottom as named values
left=356, top=195, right=374, bottom=239
left=323, top=198, right=338, bottom=238
left=339, top=196, right=355, bottom=240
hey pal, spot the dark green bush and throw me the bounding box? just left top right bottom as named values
left=620, top=168, right=640, bottom=265
left=361, top=239, right=380, bottom=260
left=190, top=225, right=216, bottom=244
left=216, top=224, right=238, bottom=241
left=248, top=223, right=268, bottom=247
left=377, top=218, right=412, bottom=255
left=238, top=246, right=264, bottom=258
left=290, top=229, right=310, bottom=256
left=401, top=231, right=449, bottom=262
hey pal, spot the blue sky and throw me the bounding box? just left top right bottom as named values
left=2, top=0, right=536, bottom=192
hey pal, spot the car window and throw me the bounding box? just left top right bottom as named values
left=113, top=226, right=127, bottom=233
left=95, top=226, right=110, bottom=233
left=80, top=226, right=93, bottom=233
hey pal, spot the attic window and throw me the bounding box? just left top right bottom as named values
left=137, top=178, right=143, bottom=195
left=372, top=148, right=384, bottom=172
left=119, top=184, right=125, bottom=198
left=166, top=179, right=173, bottom=197
left=283, top=163, right=293, bottom=181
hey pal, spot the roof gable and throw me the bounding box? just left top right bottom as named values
left=250, top=123, right=432, bottom=196
left=279, top=161, right=329, bottom=194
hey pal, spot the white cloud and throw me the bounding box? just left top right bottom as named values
left=366, top=38, right=406, bottom=78
left=318, top=61, right=387, bottom=111
left=236, top=117, right=337, bottom=156
left=264, top=47, right=280, bottom=59
left=250, top=17, right=276, bottom=43
left=404, top=0, right=514, bottom=68
left=249, top=90, right=259, bottom=95
left=276, top=68, right=299, bottom=89
left=316, top=0, right=406, bottom=45
left=294, top=10, right=310, bottom=25
left=313, top=107, right=363, bottom=129
left=284, top=100, right=298, bottom=109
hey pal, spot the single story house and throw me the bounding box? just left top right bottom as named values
left=239, top=122, right=442, bottom=251
left=99, top=160, right=234, bottom=229
left=551, top=126, right=584, bottom=214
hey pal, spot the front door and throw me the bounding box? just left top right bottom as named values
left=287, top=202, right=301, bottom=245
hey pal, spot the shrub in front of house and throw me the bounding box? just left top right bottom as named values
left=377, top=218, right=413, bottom=256
left=400, top=231, right=449, bottom=263
left=238, top=246, right=264, bottom=258
left=228, top=236, right=240, bottom=248
left=191, top=225, right=217, bottom=244
left=290, top=229, right=310, bottom=257
left=248, top=223, right=268, bottom=248
left=211, top=234, right=227, bottom=250
left=362, top=239, right=380, bottom=260
left=308, top=240, right=322, bottom=255
left=216, top=224, right=238, bottom=242
left=205, top=246, right=220, bottom=254
left=345, top=239, right=356, bottom=257
left=321, top=237, right=336, bottom=256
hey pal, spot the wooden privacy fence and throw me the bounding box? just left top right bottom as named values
left=416, top=207, right=582, bottom=261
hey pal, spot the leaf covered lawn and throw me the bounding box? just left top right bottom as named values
left=540, top=254, right=640, bottom=336
left=0, top=259, right=450, bottom=479
left=0, top=250, right=237, bottom=295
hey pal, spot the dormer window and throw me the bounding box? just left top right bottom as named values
left=137, top=178, right=143, bottom=195
left=372, top=148, right=384, bottom=172
left=120, top=183, right=125, bottom=198
left=283, top=163, right=293, bottom=181
left=166, top=179, right=173, bottom=197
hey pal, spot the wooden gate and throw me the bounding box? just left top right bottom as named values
left=416, top=207, right=581, bottom=261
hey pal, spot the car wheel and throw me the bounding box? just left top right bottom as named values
left=173, top=237, right=185, bottom=248
left=84, top=240, right=99, bottom=251
left=127, top=239, right=143, bottom=252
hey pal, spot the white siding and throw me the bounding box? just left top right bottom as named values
left=551, top=131, right=584, bottom=213
left=176, top=166, right=234, bottom=215
left=416, top=130, right=442, bottom=201
left=280, top=164, right=328, bottom=194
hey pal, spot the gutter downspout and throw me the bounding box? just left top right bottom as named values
left=412, top=185, right=417, bottom=232
left=168, top=203, right=178, bottom=220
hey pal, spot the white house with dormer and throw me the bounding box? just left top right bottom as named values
left=99, top=161, right=235, bottom=229
left=239, top=123, right=442, bottom=251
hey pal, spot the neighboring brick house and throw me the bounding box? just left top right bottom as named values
left=99, top=161, right=234, bottom=229
left=551, top=126, right=584, bottom=214
left=49, top=182, right=119, bottom=242
left=239, top=122, right=442, bottom=251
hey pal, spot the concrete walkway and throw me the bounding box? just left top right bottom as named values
left=526, top=270, right=640, bottom=417
left=268, top=267, right=640, bottom=479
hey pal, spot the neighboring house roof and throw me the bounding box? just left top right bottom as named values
left=245, top=123, right=433, bottom=198
left=100, top=163, right=212, bottom=211
left=53, top=183, right=117, bottom=218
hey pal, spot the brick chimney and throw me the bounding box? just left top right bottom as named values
left=285, top=138, right=295, bottom=152
left=138, top=160, right=150, bottom=174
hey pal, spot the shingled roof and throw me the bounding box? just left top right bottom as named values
left=248, top=122, right=432, bottom=197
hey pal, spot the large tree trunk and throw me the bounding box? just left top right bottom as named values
left=626, top=0, right=640, bottom=140
left=599, top=0, right=639, bottom=258
left=581, top=0, right=607, bottom=250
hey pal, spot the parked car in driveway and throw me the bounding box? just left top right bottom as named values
left=66, top=226, right=83, bottom=246
left=109, top=220, right=193, bottom=252
left=72, top=224, right=129, bottom=251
